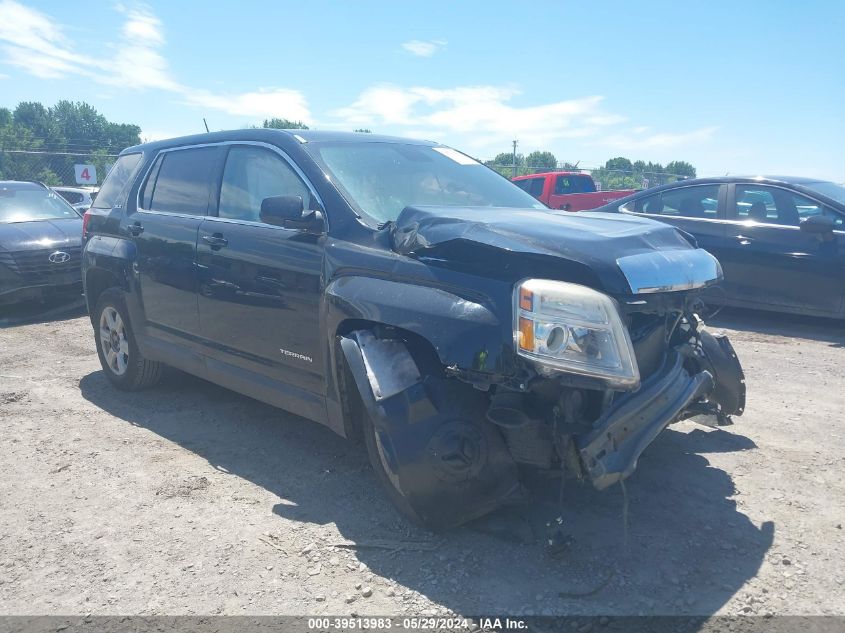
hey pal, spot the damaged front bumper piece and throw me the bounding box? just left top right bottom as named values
left=340, top=324, right=745, bottom=530
left=577, top=352, right=712, bottom=490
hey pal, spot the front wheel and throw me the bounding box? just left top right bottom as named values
left=94, top=288, right=162, bottom=390
left=359, top=375, right=521, bottom=531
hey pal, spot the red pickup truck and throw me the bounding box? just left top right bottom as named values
left=512, top=171, right=636, bottom=211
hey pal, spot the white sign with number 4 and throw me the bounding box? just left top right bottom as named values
left=74, top=164, right=97, bottom=185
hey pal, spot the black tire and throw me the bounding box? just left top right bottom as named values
left=361, top=404, right=428, bottom=528
left=358, top=375, right=518, bottom=531
left=93, top=288, right=162, bottom=390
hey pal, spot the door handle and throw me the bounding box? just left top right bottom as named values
left=202, top=233, right=228, bottom=248
left=734, top=235, right=754, bottom=245
left=127, top=222, right=144, bottom=236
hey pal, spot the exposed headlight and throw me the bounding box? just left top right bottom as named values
left=514, top=279, right=639, bottom=389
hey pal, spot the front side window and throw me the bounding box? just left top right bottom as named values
left=218, top=146, right=310, bottom=223
left=147, top=147, right=220, bottom=215
left=733, top=186, right=778, bottom=223
left=631, top=185, right=720, bottom=218
left=93, top=153, right=142, bottom=209
left=790, top=192, right=844, bottom=227
left=555, top=175, right=595, bottom=194
left=729, top=185, right=843, bottom=227
left=555, top=176, right=575, bottom=194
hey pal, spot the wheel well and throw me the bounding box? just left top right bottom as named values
left=85, top=268, right=121, bottom=323
left=333, top=319, right=444, bottom=441
left=335, top=319, right=443, bottom=376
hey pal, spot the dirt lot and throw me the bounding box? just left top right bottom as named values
left=0, top=300, right=843, bottom=617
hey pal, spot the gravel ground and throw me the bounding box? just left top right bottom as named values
left=0, top=300, right=843, bottom=616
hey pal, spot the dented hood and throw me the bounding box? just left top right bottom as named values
left=390, top=206, right=721, bottom=295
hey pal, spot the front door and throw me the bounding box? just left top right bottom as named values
left=719, top=184, right=845, bottom=316
left=196, top=144, right=325, bottom=412
left=131, top=145, right=224, bottom=345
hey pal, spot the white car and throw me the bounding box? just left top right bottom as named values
left=52, top=186, right=98, bottom=213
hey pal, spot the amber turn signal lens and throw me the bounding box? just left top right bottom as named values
left=519, top=288, right=533, bottom=311
left=518, top=316, right=534, bottom=351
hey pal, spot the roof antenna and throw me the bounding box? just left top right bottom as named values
left=203, top=118, right=210, bottom=133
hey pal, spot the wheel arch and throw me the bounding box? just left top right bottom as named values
left=84, top=267, right=124, bottom=325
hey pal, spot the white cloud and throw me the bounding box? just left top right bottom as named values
left=333, top=84, right=626, bottom=150
left=0, top=1, right=310, bottom=121
left=597, top=126, right=718, bottom=150
left=0, top=0, right=93, bottom=78
left=401, top=39, right=446, bottom=57
left=183, top=88, right=311, bottom=123
left=333, top=83, right=719, bottom=161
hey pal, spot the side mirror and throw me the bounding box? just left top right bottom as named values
left=799, top=214, right=836, bottom=234
left=260, top=195, right=325, bottom=234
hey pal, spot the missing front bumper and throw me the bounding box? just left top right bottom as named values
left=577, top=352, right=714, bottom=490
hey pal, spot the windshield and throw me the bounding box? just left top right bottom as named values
left=307, top=142, right=546, bottom=224
left=0, top=184, right=80, bottom=223
left=802, top=181, right=845, bottom=205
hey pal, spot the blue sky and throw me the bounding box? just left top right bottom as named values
left=0, top=0, right=843, bottom=179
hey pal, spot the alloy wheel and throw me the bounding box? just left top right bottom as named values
left=99, top=306, right=129, bottom=376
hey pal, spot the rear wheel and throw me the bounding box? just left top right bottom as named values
left=94, top=288, right=162, bottom=390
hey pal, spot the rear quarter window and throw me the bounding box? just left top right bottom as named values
left=92, top=153, right=143, bottom=209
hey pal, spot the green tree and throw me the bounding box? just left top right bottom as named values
left=605, top=157, right=633, bottom=171
left=35, top=167, right=61, bottom=186
left=262, top=118, right=309, bottom=130
left=665, top=160, right=696, bottom=179
left=0, top=100, right=140, bottom=184
left=525, top=150, right=557, bottom=170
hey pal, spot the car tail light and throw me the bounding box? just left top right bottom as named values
left=82, top=209, right=92, bottom=240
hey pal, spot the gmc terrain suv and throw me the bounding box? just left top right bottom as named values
left=82, top=130, right=746, bottom=529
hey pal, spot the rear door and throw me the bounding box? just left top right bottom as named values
left=719, top=183, right=845, bottom=315
left=132, top=145, right=225, bottom=347
left=195, top=143, right=326, bottom=420
left=622, top=183, right=728, bottom=255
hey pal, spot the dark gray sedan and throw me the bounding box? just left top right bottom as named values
left=0, top=181, right=83, bottom=306
left=594, top=176, right=845, bottom=318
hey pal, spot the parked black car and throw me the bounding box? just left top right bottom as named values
left=82, top=130, right=745, bottom=529
left=594, top=176, right=845, bottom=318
left=0, top=181, right=83, bottom=306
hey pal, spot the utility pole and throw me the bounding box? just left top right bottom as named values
left=512, top=140, right=518, bottom=178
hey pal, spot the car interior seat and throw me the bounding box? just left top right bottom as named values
left=748, top=201, right=768, bottom=222
left=778, top=202, right=801, bottom=226
left=643, top=197, right=664, bottom=214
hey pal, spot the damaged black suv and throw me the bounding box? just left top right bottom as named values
left=82, top=130, right=745, bottom=530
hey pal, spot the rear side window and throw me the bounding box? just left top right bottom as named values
left=633, top=185, right=721, bottom=219
left=92, top=153, right=142, bottom=209
left=146, top=147, right=220, bottom=215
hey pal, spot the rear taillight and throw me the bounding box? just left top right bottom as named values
left=82, top=209, right=92, bottom=240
